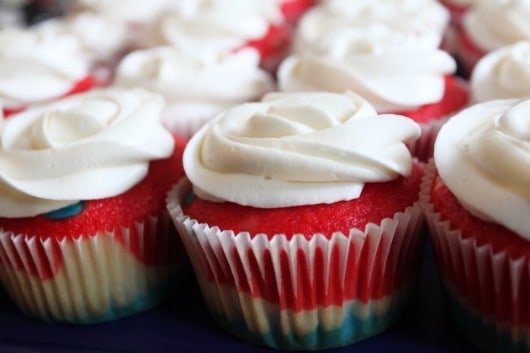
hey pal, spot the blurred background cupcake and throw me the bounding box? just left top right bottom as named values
left=423, top=97, right=530, bottom=353
left=134, top=0, right=293, bottom=74
left=112, top=46, right=273, bottom=138
left=0, top=25, right=96, bottom=117
left=469, top=40, right=530, bottom=103
left=294, top=0, right=450, bottom=55
left=168, top=91, right=426, bottom=350
left=456, top=0, right=530, bottom=77
left=0, top=88, right=188, bottom=323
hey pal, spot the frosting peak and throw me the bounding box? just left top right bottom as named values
left=184, top=91, right=421, bottom=208
left=0, top=88, right=175, bottom=218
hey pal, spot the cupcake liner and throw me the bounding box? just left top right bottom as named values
left=0, top=211, right=183, bottom=324
left=421, top=161, right=530, bottom=353
left=167, top=178, right=425, bottom=350
left=407, top=117, right=449, bottom=162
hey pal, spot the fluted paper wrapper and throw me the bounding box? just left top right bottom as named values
left=421, top=161, right=530, bottom=353
left=407, top=117, right=449, bottom=162
left=167, top=178, right=425, bottom=350
left=0, top=211, right=182, bottom=324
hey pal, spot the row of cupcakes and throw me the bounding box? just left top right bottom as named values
left=0, top=84, right=528, bottom=353
left=0, top=0, right=529, bottom=352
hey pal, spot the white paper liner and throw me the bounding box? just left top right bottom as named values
left=421, top=161, right=530, bottom=349
left=0, top=211, right=182, bottom=323
left=167, top=177, right=425, bottom=348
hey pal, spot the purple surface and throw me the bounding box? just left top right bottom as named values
left=0, top=239, right=480, bottom=353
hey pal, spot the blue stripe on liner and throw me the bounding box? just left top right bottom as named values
left=211, top=297, right=409, bottom=350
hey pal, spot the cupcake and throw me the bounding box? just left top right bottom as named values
left=470, top=41, right=530, bottom=103
left=69, top=0, right=180, bottom=31
left=278, top=23, right=469, bottom=161
left=422, top=98, right=530, bottom=353
left=167, top=91, right=426, bottom=350
left=135, top=0, right=292, bottom=73
left=112, top=46, right=273, bottom=138
left=35, top=12, right=130, bottom=86
left=0, top=26, right=96, bottom=117
left=457, top=0, right=530, bottom=77
left=0, top=88, right=187, bottom=324
left=294, top=0, right=450, bottom=55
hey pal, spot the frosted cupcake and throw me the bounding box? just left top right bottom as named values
left=167, top=91, right=426, bottom=350
left=458, top=0, right=530, bottom=77
left=0, top=26, right=96, bottom=117
left=136, top=0, right=291, bottom=73
left=35, top=12, right=129, bottom=86
left=423, top=97, right=530, bottom=353
left=69, top=0, right=179, bottom=30
left=470, top=41, right=530, bottom=103
left=112, top=46, right=273, bottom=138
left=0, top=88, right=187, bottom=323
left=295, top=0, right=450, bottom=55
left=278, top=23, right=469, bottom=161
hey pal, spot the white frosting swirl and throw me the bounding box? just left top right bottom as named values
left=74, top=0, right=180, bottom=25
left=463, top=0, right=530, bottom=52
left=471, top=41, right=530, bottom=102
left=38, top=13, right=129, bottom=62
left=184, top=91, right=421, bottom=208
left=113, top=46, right=273, bottom=135
left=0, top=27, right=90, bottom=109
left=434, top=98, right=530, bottom=240
left=295, top=0, right=449, bottom=54
left=138, top=0, right=283, bottom=51
left=114, top=47, right=273, bottom=134
left=0, top=88, right=175, bottom=218
left=279, top=24, right=456, bottom=112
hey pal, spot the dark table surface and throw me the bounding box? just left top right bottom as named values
left=0, top=238, right=480, bottom=353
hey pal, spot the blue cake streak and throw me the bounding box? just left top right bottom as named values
left=44, top=202, right=85, bottom=220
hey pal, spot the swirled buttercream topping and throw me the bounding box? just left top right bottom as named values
left=74, top=0, right=180, bottom=25
left=435, top=98, right=530, bottom=240
left=0, top=88, right=174, bottom=218
left=113, top=47, right=273, bottom=131
left=0, top=27, right=90, bottom=109
left=139, top=0, right=283, bottom=51
left=471, top=41, right=530, bottom=102
left=463, top=0, right=530, bottom=52
left=295, top=0, right=449, bottom=54
left=279, top=24, right=456, bottom=112
left=184, top=91, right=421, bottom=208
left=38, top=12, right=128, bottom=62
